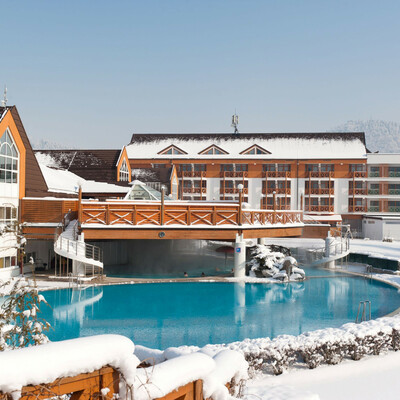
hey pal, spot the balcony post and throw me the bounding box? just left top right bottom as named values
left=237, top=183, right=244, bottom=226
left=273, top=191, right=276, bottom=224
left=161, top=185, right=166, bottom=226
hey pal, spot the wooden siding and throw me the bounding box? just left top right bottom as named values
left=21, top=198, right=79, bottom=223
left=10, top=107, right=49, bottom=198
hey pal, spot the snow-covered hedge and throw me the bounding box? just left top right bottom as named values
left=247, top=244, right=305, bottom=281
left=225, top=315, right=400, bottom=374
left=135, top=315, right=400, bottom=377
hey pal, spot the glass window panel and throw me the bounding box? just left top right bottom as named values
left=5, top=171, right=11, bottom=183
left=0, top=156, right=5, bottom=168
left=0, top=170, right=5, bottom=181
left=12, top=172, right=18, bottom=183
left=0, top=258, right=3, bottom=269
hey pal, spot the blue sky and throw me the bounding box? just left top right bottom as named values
left=2, top=1, right=400, bottom=148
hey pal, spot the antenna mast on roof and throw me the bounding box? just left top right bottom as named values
left=231, top=111, right=239, bottom=135
left=1, top=86, right=7, bottom=107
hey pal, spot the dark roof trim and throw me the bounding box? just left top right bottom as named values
left=129, top=132, right=366, bottom=146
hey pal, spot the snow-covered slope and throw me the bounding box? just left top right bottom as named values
left=331, top=120, right=400, bottom=153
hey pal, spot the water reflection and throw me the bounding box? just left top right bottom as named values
left=40, top=278, right=400, bottom=349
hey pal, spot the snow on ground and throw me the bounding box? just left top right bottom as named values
left=264, top=237, right=400, bottom=262
left=245, top=351, right=400, bottom=400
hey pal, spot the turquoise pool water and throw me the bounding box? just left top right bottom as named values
left=40, top=276, right=400, bottom=349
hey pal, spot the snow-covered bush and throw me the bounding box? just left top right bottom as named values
left=247, top=245, right=305, bottom=281
left=0, top=279, right=50, bottom=351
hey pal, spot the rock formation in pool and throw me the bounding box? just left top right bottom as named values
left=246, top=244, right=305, bottom=281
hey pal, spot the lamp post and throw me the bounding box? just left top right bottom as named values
left=237, top=183, right=244, bottom=226
left=161, top=185, right=166, bottom=226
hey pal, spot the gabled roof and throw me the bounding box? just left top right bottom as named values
left=157, top=144, right=188, bottom=155
left=198, top=144, right=229, bottom=155
left=240, top=144, right=271, bottom=155
left=35, top=149, right=128, bottom=186
left=0, top=106, right=49, bottom=197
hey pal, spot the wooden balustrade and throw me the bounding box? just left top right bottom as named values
left=351, top=171, right=367, bottom=178
left=305, top=188, right=334, bottom=195
left=221, top=171, right=248, bottom=178
left=182, top=187, right=207, bottom=194
left=348, top=188, right=367, bottom=195
left=307, top=171, right=335, bottom=178
left=180, top=171, right=207, bottom=178
left=0, top=369, right=208, bottom=400
left=220, top=187, right=249, bottom=195
left=263, top=188, right=291, bottom=195
left=265, top=171, right=291, bottom=178
left=79, top=201, right=302, bottom=227
left=348, top=205, right=367, bottom=212
left=304, top=205, right=334, bottom=213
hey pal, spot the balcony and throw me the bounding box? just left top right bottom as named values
left=369, top=172, right=380, bottom=177
left=305, top=188, right=334, bottom=195
left=368, top=206, right=380, bottom=212
left=350, top=171, right=367, bottom=178
left=180, top=171, right=206, bottom=178
left=368, top=189, right=380, bottom=195
left=348, top=188, right=367, bottom=195
left=388, top=207, right=400, bottom=212
left=389, top=172, right=400, bottom=178
left=221, top=171, right=248, bottom=178
left=182, top=187, right=206, bottom=194
left=305, top=205, right=334, bottom=212
left=307, top=171, right=335, bottom=179
left=348, top=205, right=367, bottom=212
left=388, top=189, right=400, bottom=195
left=263, top=188, right=291, bottom=195
left=265, top=171, right=291, bottom=178
left=220, top=187, right=249, bottom=195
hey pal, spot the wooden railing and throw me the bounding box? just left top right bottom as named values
left=182, top=187, right=207, bottom=194
left=351, top=171, right=367, bottom=178
left=221, top=171, right=248, bottom=178
left=220, top=187, right=249, bottom=195
left=263, top=188, right=291, bottom=195
left=265, top=171, right=290, bottom=178
left=349, top=188, right=367, bottom=195
left=79, top=201, right=303, bottom=227
left=179, top=171, right=207, bottom=178
left=304, top=205, right=334, bottom=212
left=0, top=368, right=207, bottom=400
left=0, top=367, right=118, bottom=400
left=307, top=171, right=335, bottom=178
left=348, top=205, right=367, bottom=212
left=305, top=188, right=334, bottom=195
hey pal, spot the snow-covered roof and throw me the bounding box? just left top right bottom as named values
left=39, top=164, right=129, bottom=195
left=126, top=132, right=367, bottom=160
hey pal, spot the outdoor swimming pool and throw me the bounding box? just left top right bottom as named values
left=40, top=275, right=400, bottom=350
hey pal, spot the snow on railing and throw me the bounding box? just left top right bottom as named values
left=0, top=335, right=247, bottom=400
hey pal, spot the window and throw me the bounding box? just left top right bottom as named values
left=235, top=164, right=248, bottom=172
left=0, top=129, right=19, bottom=184
left=220, top=164, right=234, bottom=172
left=349, top=164, right=365, bottom=172
left=369, top=166, right=380, bottom=177
left=0, top=256, right=17, bottom=269
left=194, top=164, right=206, bottom=172
left=389, top=167, right=400, bottom=177
left=153, top=164, right=166, bottom=169
left=240, top=145, right=271, bottom=155
left=306, top=164, right=318, bottom=172
left=119, top=159, right=130, bottom=181
left=158, top=145, right=187, bottom=155
left=321, top=164, right=334, bottom=172
left=277, top=164, right=291, bottom=172
left=263, top=164, right=276, bottom=172
left=198, top=145, right=228, bottom=155
left=0, top=205, right=17, bottom=224
left=180, top=164, right=192, bottom=172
